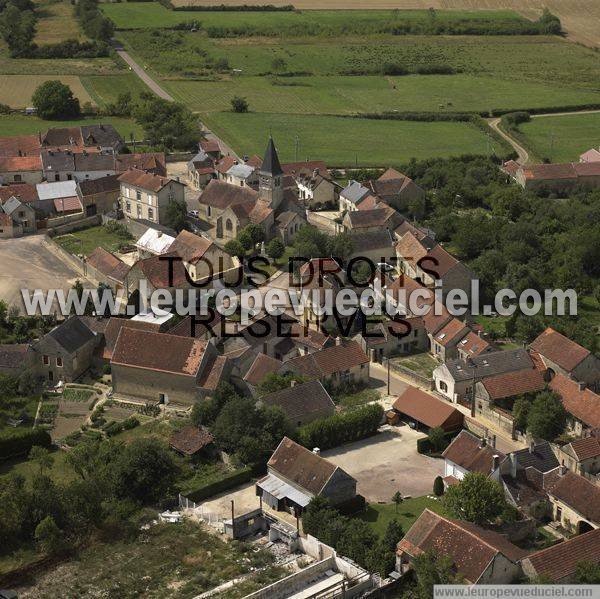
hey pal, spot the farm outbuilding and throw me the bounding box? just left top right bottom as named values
left=392, top=386, right=464, bottom=432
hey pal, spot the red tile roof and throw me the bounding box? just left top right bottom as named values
left=442, top=430, right=506, bottom=475
left=521, top=163, right=577, bottom=181
left=530, top=327, right=590, bottom=372
left=102, top=317, right=164, bottom=360
left=481, top=368, right=546, bottom=400
left=434, top=318, right=469, bottom=347
left=393, top=387, right=464, bottom=431
left=197, top=354, right=227, bottom=391
left=244, top=353, right=282, bottom=386
left=282, top=340, right=368, bottom=378
left=0, top=134, right=39, bottom=156
left=199, top=138, right=220, bottom=154
left=136, top=253, right=190, bottom=289
left=567, top=436, right=600, bottom=462
left=170, top=426, right=213, bottom=455
left=86, top=247, right=130, bottom=283
left=0, top=183, right=38, bottom=204
left=198, top=178, right=257, bottom=209
left=524, top=528, right=600, bottom=583
left=112, top=328, right=208, bottom=377
left=549, top=373, right=600, bottom=429
left=457, top=331, right=492, bottom=357
left=549, top=471, right=600, bottom=525
left=169, top=230, right=213, bottom=264
left=53, top=196, right=81, bottom=213
left=249, top=199, right=273, bottom=224
left=0, top=155, right=41, bottom=172
left=118, top=168, right=174, bottom=192
left=397, top=509, right=528, bottom=583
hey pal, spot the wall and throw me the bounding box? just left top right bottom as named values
left=47, top=214, right=101, bottom=235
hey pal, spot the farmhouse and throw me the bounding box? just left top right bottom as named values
left=396, top=509, right=527, bottom=584
left=558, top=436, right=600, bottom=477
left=77, top=174, right=120, bottom=216
left=392, top=386, right=464, bottom=432
left=187, top=149, right=215, bottom=190
left=530, top=327, right=600, bottom=389
left=547, top=471, right=600, bottom=534
left=0, top=155, right=43, bottom=185
left=256, top=437, right=357, bottom=514
left=110, top=328, right=220, bottom=405
left=521, top=528, right=600, bottom=583
left=515, top=162, right=600, bottom=193
left=0, top=196, right=36, bottom=236
left=549, top=373, right=600, bottom=436
left=40, top=124, right=124, bottom=154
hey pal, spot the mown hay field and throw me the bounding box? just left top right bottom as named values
left=0, top=75, right=93, bottom=108
left=34, top=0, right=86, bottom=45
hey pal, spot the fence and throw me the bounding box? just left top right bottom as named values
left=178, top=493, right=224, bottom=527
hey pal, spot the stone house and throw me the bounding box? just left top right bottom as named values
left=279, top=339, right=369, bottom=390
left=77, top=174, right=120, bottom=217
left=549, top=373, right=600, bottom=437
left=256, top=437, right=357, bottom=514
left=85, top=247, right=132, bottom=297
left=515, top=162, right=600, bottom=194
left=41, top=149, right=116, bottom=183
left=366, top=168, right=425, bottom=213
left=33, top=317, right=99, bottom=383
left=558, top=436, right=600, bottom=477
left=0, top=196, right=36, bottom=235
left=338, top=180, right=371, bottom=212
left=224, top=162, right=258, bottom=188
left=296, top=170, right=339, bottom=209
left=275, top=210, right=306, bottom=245
left=187, top=149, right=215, bottom=190
left=530, top=327, right=600, bottom=389
left=119, top=168, right=185, bottom=225
left=110, top=328, right=222, bottom=406
left=547, top=470, right=600, bottom=534
left=343, top=205, right=403, bottom=234
left=429, top=318, right=470, bottom=362
left=0, top=155, right=43, bottom=185
left=396, top=509, right=527, bottom=583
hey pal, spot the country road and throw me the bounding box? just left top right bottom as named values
left=487, top=117, right=529, bottom=165
left=113, top=41, right=240, bottom=159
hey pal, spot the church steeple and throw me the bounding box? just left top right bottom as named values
left=258, top=136, right=284, bottom=209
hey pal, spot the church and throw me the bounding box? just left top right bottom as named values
left=196, top=137, right=307, bottom=243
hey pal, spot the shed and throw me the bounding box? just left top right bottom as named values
left=392, top=386, right=464, bottom=432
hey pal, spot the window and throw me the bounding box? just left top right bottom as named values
left=14, top=174, right=22, bottom=182
left=136, top=190, right=141, bottom=201
left=56, top=356, right=63, bottom=367
left=556, top=506, right=562, bottom=521
left=440, top=381, right=448, bottom=392
left=125, top=201, right=131, bottom=212
left=43, top=355, right=49, bottom=365
left=148, top=208, right=154, bottom=220
left=137, top=205, right=142, bottom=218
left=226, top=219, right=233, bottom=231
left=18, top=211, right=24, bottom=217
left=67, top=174, right=72, bottom=180
left=54, top=174, right=60, bottom=181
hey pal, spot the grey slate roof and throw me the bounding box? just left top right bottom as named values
left=349, top=229, right=394, bottom=252
left=511, top=442, right=560, bottom=474
left=47, top=317, right=96, bottom=354
left=444, top=348, right=533, bottom=382
left=2, top=196, right=25, bottom=216
left=340, top=180, right=370, bottom=204
left=260, top=137, right=283, bottom=177
left=227, top=163, right=256, bottom=179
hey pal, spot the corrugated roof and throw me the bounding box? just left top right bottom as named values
left=36, top=180, right=77, bottom=201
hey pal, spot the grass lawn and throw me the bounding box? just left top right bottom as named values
left=55, top=225, right=133, bottom=257
left=517, top=112, right=600, bottom=163
left=474, top=314, right=510, bottom=337
left=0, top=447, right=77, bottom=485
left=34, top=0, right=85, bottom=45
left=17, top=519, right=287, bottom=598
left=0, top=115, right=144, bottom=140
left=391, top=351, right=438, bottom=378
left=0, top=75, right=93, bottom=109
left=0, top=396, right=39, bottom=432
left=336, top=388, right=379, bottom=410
left=103, top=4, right=525, bottom=31
left=357, top=496, right=447, bottom=537
left=202, top=112, right=502, bottom=167
left=81, top=74, right=151, bottom=108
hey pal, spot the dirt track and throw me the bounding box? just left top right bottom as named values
left=171, top=0, right=600, bottom=48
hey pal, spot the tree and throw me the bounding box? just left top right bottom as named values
left=231, top=96, right=249, bottom=113
left=527, top=391, right=566, bottom=441
left=133, top=92, right=198, bottom=151
left=34, top=515, right=64, bottom=555
left=237, top=229, right=254, bottom=251
left=165, top=198, right=189, bottom=233
left=266, top=238, right=285, bottom=261
left=433, top=476, right=444, bottom=497
left=575, top=561, right=600, bottom=584
left=242, top=223, right=265, bottom=246
left=29, top=446, right=54, bottom=476
left=31, top=81, right=81, bottom=120
left=392, top=490, right=403, bottom=512
left=443, top=472, right=508, bottom=526
left=512, top=397, right=530, bottom=431
left=413, top=551, right=461, bottom=599
left=427, top=427, right=446, bottom=453
left=0, top=4, right=36, bottom=57
left=367, top=518, right=404, bottom=575
left=256, top=372, right=306, bottom=396
left=224, top=239, right=245, bottom=258
left=327, top=231, right=354, bottom=263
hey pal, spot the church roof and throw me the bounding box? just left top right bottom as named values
left=259, top=137, right=283, bottom=177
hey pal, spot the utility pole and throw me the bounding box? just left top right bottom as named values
left=294, top=134, right=299, bottom=162
left=387, top=356, right=390, bottom=395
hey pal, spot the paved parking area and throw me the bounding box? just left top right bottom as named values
left=322, top=427, right=444, bottom=502
left=0, top=236, right=85, bottom=313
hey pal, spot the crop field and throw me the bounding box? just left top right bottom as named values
left=0, top=115, right=144, bottom=139
left=203, top=112, right=505, bottom=166
left=34, top=0, right=85, bottom=45
left=81, top=74, right=151, bottom=106
left=517, top=112, right=600, bottom=163
left=0, top=75, right=93, bottom=108
left=101, top=3, right=526, bottom=31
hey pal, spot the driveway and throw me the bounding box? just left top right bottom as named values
left=0, top=235, right=86, bottom=313
left=322, top=427, right=444, bottom=502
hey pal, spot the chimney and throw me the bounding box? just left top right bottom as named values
left=578, top=381, right=586, bottom=392
left=510, top=453, right=517, bottom=478
left=157, top=231, right=162, bottom=238
left=559, top=464, right=567, bottom=476
left=529, top=440, right=535, bottom=454
left=291, top=380, right=296, bottom=388
left=335, top=336, right=342, bottom=346
left=479, top=437, right=487, bottom=449
left=492, top=454, right=500, bottom=471
left=312, top=447, right=321, bottom=456
left=313, top=168, right=319, bottom=178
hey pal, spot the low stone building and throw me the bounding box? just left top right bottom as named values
left=256, top=437, right=357, bottom=514
left=549, top=373, right=600, bottom=437
left=77, top=174, right=120, bottom=216
left=558, top=436, right=600, bottom=477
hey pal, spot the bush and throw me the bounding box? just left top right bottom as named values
left=298, top=404, right=383, bottom=451
left=417, top=429, right=458, bottom=454
left=433, top=476, right=444, bottom=497
left=183, top=466, right=252, bottom=502
left=0, top=428, right=52, bottom=460
left=231, top=95, right=249, bottom=113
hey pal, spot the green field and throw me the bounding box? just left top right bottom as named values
left=202, top=112, right=504, bottom=166
left=0, top=74, right=93, bottom=108
left=55, top=225, right=133, bottom=256
left=0, top=115, right=144, bottom=140
left=101, top=3, right=526, bottom=31
left=516, top=112, right=600, bottom=163
left=81, top=74, right=151, bottom=106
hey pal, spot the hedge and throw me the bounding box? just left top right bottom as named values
left=0, top=428, right=52, bottom=460
left=416, top=429, right=459, bottom=455
left=172, top=4, right=294, bottom=11
left=182, top=466, right=252, bottom=502
left=298, top=404, right=383, bottom=451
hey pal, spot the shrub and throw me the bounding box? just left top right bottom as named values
left=433, top=476, right=444, bottom=496
left=231, top=95, right=249, bottom=113
left=0, top=428, right=51, bottom=460
left=183, top=467, right=252, bottom=502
